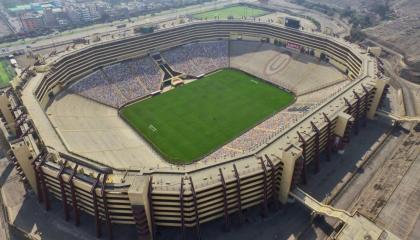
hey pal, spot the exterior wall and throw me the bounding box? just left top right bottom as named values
left=20, top=14, right=45, bottom=32
left=11, top=141, right=38, bottom=193
left=150, top=158, right=282, bottom=228
left=367, top=77, right=389, bottom=119
left=0, top=94, right=16, bottom=136
left=0, top=95, right=15, bottom=125
left=278, top=145, right=302, bottom=203
left=335, top=112, right=352, bottom=137
left=128, top=176, right=152, bottom=236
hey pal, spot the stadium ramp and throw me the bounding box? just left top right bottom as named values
left=290, top=187, right=400, bottom=240
left=376, top=110, right=420, bottom=122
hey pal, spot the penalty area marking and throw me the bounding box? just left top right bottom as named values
left=149, top=125, right=158, bottom=132
left=251, top=79, right=259, bottom=84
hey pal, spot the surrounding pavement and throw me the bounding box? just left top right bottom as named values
left=290, top=188, right=399, bottom=240
left=365, top=38, right=420, bottom=116
left=299, top=121, right=419, bottom=240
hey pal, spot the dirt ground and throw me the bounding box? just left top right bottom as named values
left=303, top=0, right=420, bottom=82
left=364, top=1, right=420, bottom=61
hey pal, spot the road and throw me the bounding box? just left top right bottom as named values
left=382, top=59, right=419, bottom=115
left=1, top=0, right=352, bottom=57
left=299, top=121, right=416, bottom=239
left=268, top=0, right=350, bottom=37
left=365, top=38, right=420, bottom=116
left=0, top=0, right=247, bottom=55
left=0, top=5, right=19, bottom=34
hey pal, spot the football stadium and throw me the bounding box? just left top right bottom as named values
left=0, top=20, right=388, bottom=239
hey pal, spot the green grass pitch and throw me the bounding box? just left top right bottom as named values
left=192, top=5, right=269, bottom=20
left=121, top=69, right=294, bottom=164
left=0, top=59, right=15, bottom=88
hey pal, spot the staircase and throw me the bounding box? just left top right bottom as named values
left=376, top=110, right=420, bottom=123
left=290, top=187, right=400, bottom=240
left=150, top=52, right=182, bottom=80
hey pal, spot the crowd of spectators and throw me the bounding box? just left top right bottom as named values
left=69, top=70, right=127, bottom=108
left=69, top=56, right=163, bottom=108
left=204, top=80, right=353, bottom=161
left=69, top=41, right=230, bottom=108
left=204, top=107, right=307, bottom=161
left=127, top=57, right=163, bottom=92
left=103, top=63, right=148, bottom=100
left=162, top=41, right=229, bottom=77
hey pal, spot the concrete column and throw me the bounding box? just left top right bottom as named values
left=278, top=145, right=302, bottom=204
left=367, top=77, right=390, bottom=119
left=128, top=176, right=153, bottom=240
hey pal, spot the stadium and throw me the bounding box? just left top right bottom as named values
left=0, top=20, right=388, bottom=239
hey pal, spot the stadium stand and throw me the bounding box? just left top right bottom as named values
left=126, top=56, right=163, bottom=92
left=229, top=41, right=345, bottom=94
left=204, top=105, right=306, bottom=161
left=103, top=63, right=149, bottom=100
left=204, top=78, right=351, bottom=161
left=68, top=40, right=352, bottom=156
left=162, top=41, right=229, bottom=77
left=296, top=80, right=351, bottom=105
left=69, top=70, right=127, bottom=108
left=69, top=56, right=163, bottom=107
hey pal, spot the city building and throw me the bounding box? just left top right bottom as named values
left=19, top=12, right=45, bottom=32
left=43, top=7, right=58, bottom=27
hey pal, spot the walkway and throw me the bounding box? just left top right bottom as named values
left=376, top=110, right=420, bottom=122
left=290, top=187, right=400, bottom=240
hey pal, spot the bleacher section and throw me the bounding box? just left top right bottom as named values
left=35, top=21, right=364, bottom=105
left=229, top=41, right=346, bottom=95
left=67, top=40, right=351, bottom=155
left=203, top=78, right=352, bottom=161
left=126, top=57, right=163, bottom=92
left=69, top=56, right=163, bottom=108
left=204, top=105, right=306, bottom=161
left=69, top=70, right=127, bottom=108
left=161, top=41, right=229, bottom=77
left=68, top=42, right=230, bottom=108
left=103, top=63, right=148, bottom=100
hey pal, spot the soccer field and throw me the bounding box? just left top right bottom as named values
left=0, top=59, right=15, bottom=88
left=121, top=69, right=294, bottom=164
left=192, top=5, right=269, bottom=20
